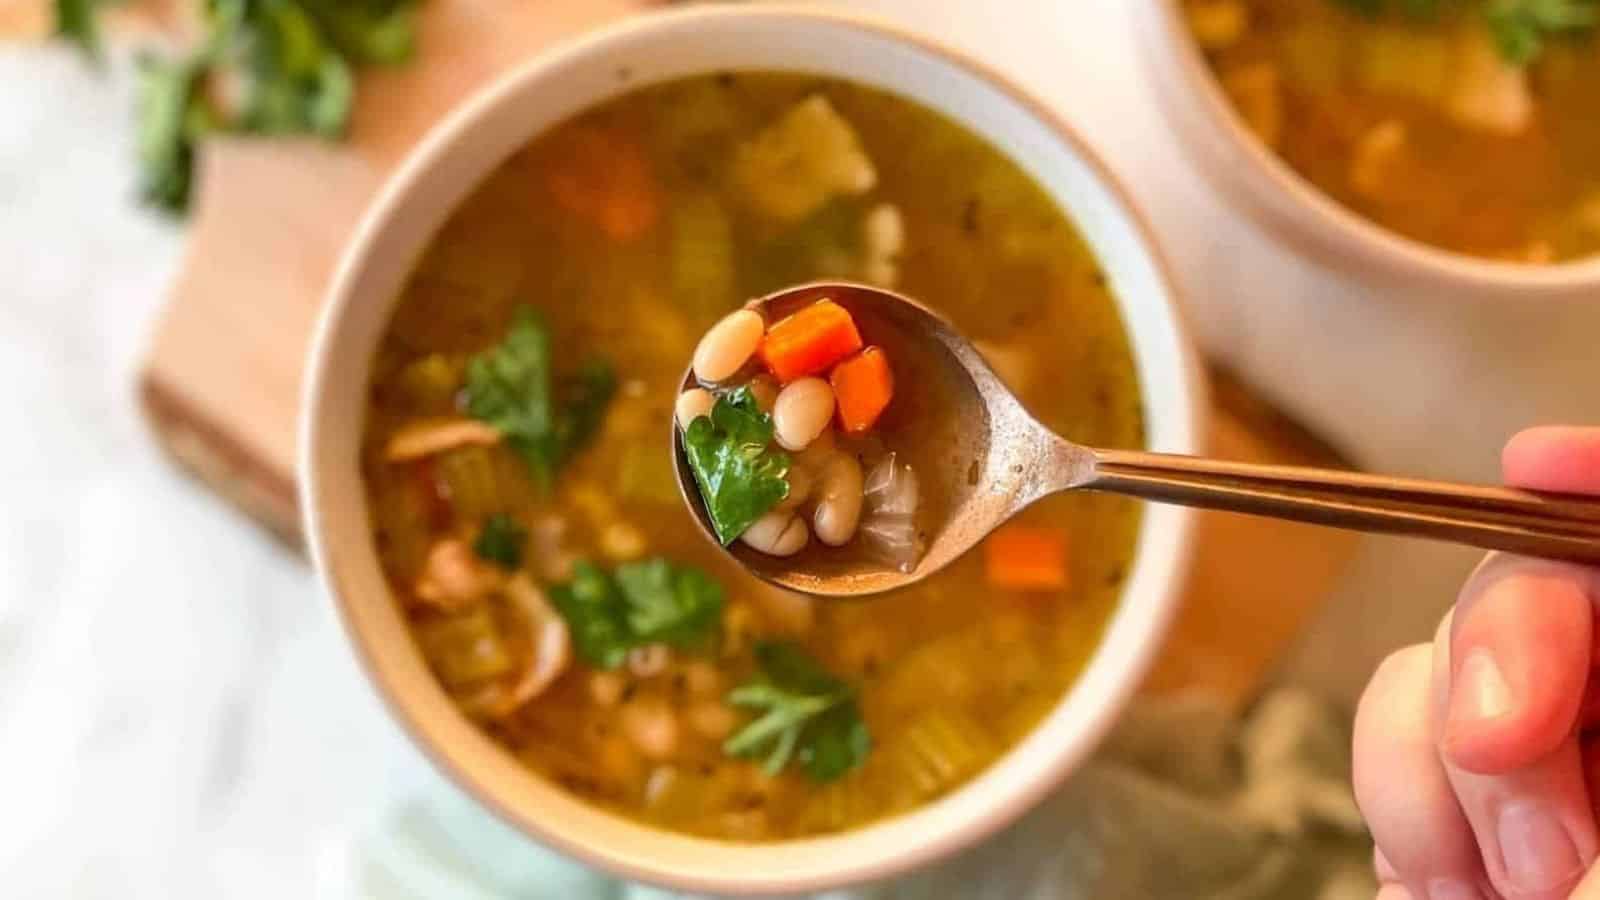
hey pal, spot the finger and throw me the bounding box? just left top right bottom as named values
left=1375, top=847, right=1399, bottom=882
left=1439, top=560, right=1600, bottom=899
left=1585, top=739, right=1600, bottom=825
left=1442, top=556, right=1596, bottom=773
left=1355, top=643, right=1491, bottom=899
left=1376, top=885, right=1416, bottom=900
left=1502, top=426, right=1600, bottom=494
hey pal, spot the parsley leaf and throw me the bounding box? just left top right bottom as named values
left=1486, top=0, right=1597, bottom=64
left=134, top=54, right=208, bottom=214
left=548, top=562, right=633, bottom=669
left=1329, top=0, right=1596, bottom=64
left=681, top=387, right=791, bottom=545
left=549, top=559, right=725, bottom=668
left=614, top=558, right=725, bottom=648
left=55, top=0, right=115, bottom=58
left=472, top=514, right=526, bottom=570
left=725, top=642, right=871, bottom=781
left=55, top=0, right=423, bottom=214
left=465, top=307, right=615, bottom=485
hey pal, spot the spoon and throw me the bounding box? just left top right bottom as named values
left=674, top=281, right=1600, bottom=598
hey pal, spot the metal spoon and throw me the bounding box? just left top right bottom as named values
left=674, top=281, right=1600, bottom=598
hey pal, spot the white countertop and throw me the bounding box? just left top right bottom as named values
left=4, top=1, right=1596, bottom=896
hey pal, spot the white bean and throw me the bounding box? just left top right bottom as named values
left=692, top=309, right=764, bottom=383
left=773, top=377, right=835, bottom=451
left=747, top=374, right=780, bottom=413
left=675, top=388, right=716, bottom=429
left=813, top=453, right=865, bottom=546
left=621, top=699, right=680, bottom=759
left=863, top=203, right=905, bottom=259
left=739, top=509, right=810, bottom=557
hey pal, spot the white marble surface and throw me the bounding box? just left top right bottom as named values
left=3, top=0, right=1597, bottom=896
left=0, top=48, right=424, bottom=899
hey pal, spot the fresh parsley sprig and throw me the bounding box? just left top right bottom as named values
left=465, top=306, right=616, bottom=486
left=725, top=642, right=871, bottom=782
left=548, top=559, right=725, bottom=669
left=1486, top=0, right=1598, bottom=63
left=681, top=387, right=791, bottom=545
left=1331, top=0, right=1597, bottom=65
left=56, top=0, right=423, bottom=214
left=472, top=514, right=527, bottom=570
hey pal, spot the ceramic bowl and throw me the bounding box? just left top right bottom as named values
left=301, top=5, right=1204, bottom=893
left=1136, top=0, right=1600, bottom=300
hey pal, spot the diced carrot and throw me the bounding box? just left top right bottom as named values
left=983, top=525, right=1069, bottom=591
left=545, top=126, right=660, bottom=242
left=830, top=346, right=894, bottom=434
left=757, top=299, right=864, bottom=383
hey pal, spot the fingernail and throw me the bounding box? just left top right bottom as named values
left=1452, top=648, right=1514, bottom=725
left=1427, top=878, right=1482, bottom=900
left=1498, top=800, right=1583, bottom=891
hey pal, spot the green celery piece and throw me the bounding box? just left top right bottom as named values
left=681, top=387, right=790, bottom=544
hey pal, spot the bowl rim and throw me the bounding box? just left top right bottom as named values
left=300, top=4, right=1207, bottom=893
left=1138, top=0, right=1600, bottom=296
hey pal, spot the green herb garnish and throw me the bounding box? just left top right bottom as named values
left=615, top=558, right=725, bottom=649
left=55, top=0, right=115, bottom=57
left=549, top=562, right=634, bottom=669
left=1330, top=0, right=1596, bottom=64
left=725, top=642, right=871, bottom=782
left=54, top=0, right=423, bottom=214
left=681, top=387, right=791, bottom=545
left=548, top=559, right=725, bottom=668
left=472, top=514, right=527, bottom=570
left=1486, top=0, right=1598, bottom=63
left=465, top=307, right=615, bottom=486
left=134, top=54, right=207, bottom=212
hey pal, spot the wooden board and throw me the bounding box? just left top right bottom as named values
left=131, top=0, right=1361, bottom=711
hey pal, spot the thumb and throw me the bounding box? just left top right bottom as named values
left=1502, top=427, right=1600, bottom=495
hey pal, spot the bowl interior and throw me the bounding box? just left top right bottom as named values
left=302, top=6, right=1202, bottom=894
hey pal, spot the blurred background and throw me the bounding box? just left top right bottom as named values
left=4, top=0, right=1597, bottom=897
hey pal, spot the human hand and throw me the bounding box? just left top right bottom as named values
left=1354, top=427, right=1600, bottom=900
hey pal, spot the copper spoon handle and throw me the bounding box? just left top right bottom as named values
left=1085, top=449, right=1600, bottom=565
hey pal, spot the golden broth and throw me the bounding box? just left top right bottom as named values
left=362, top=73, right=1143, bottom=841
left=1186, top=0, right=1600, bottom=262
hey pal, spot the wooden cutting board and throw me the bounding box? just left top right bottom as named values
left=130, top=0, right=1360, bottom=712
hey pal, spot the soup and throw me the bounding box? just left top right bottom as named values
left=1185, top=0, right=1600, bottom=263
left=361, top=72, right=1144, bottom=841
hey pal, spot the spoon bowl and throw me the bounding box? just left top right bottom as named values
left=673, top=281, right=1092, bottom=598
left=675, top=283, right=1600, bottom=598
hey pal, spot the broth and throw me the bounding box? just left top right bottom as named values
left=362, top=73, right=1144, bottom=841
